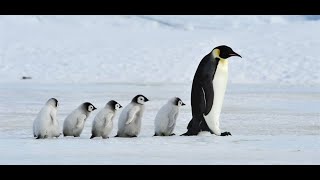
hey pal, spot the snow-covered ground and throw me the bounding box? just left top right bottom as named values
left=0, top=15, right=319, bottom=164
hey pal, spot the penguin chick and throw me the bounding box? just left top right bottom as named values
left=90, top=100, right=122, bottom=139
left=63, top=102, right=96, bottom=137
left=33, top=98, right=61, bottom=139
left=154, top=97, right=185, bottom=136
left=115, top=95, right=149, bottom=138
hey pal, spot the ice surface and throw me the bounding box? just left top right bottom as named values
left=0, top=83, right=319, bottom=164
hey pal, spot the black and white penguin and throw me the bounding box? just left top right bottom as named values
left=182, top=45, right=242, bottom=136
left=154, top=97, right=185, bottom=136
left=33, top=98, right=61, bottom=139
left=63, top=102, right=97, bottom=137
left=115, top=95, right=149, bottom=138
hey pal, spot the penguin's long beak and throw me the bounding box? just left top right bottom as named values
left=229, top=51, right=242, bottom=58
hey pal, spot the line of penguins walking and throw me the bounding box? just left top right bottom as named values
left=33, top=45, right=242, bottom=139
left=33, top=95, right=185, bottom=139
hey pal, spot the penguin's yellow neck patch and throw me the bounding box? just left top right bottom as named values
left=219, top=58, right=228, bottom=66
left=212, top=49, right=228, bottom=66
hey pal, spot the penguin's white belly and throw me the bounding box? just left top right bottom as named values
left=204, top=61, right=228, bottom=135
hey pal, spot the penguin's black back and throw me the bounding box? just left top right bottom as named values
left=185, top=52, right=219, bottom=135
left=191, top=53, right=218, bottom=115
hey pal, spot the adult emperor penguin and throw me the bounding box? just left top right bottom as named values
left=181, top=45, right=242, bottom=136
left=63, top=102, right=97, bottom=137
left=154, top=97, right=185, bottom=136
left=90, top=100, right=122, bottom=139
left=33, top=98, right=61, bottom=139
left=115, top=95, right=149, bottom=138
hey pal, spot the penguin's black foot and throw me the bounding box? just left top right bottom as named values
left=114, top=134, right=119, bottom=137
left=102, top=136, right=109, bottom=139
left=129, top=135, right=137, bottom=138
left=180, top=132, right=195, bottom=136
left=153, top=133, right=158, bottom=136
left=74, top=135, right=80, bottom=137
left=220, top=132, right=232, bottom=136
left=169, top=133, right=175, bottom=136
left=90, top=135, right=95, bottom=139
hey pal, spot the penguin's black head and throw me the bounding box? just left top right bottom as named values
left=47, top=98, right=58, bottom=108
left=107, top=100, right=122, bottom=111
left=213, top=45, right=242, bottom=59
left=83, top=102, right=97, bottom=112
left=132, top=94, right=149, bottom=105
left=174, top=97, right=186, bottom=107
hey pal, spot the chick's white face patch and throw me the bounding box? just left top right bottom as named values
left=137, top=96, right=145, bottom=105
left=88, top=105, right=94, bottom=112
left=115, top=104, right=120, bottom=110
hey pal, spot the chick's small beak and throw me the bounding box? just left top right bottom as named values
left=93, top=107, right=97, bottom=110
left=229, top=51, right=242, bottom=58
left=145, top=98, right=149, bottom=102
left=182, top=102, right=186, bottom=106
left=119, top=105, right=123, bottom=108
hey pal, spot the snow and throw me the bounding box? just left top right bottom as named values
left=0, top=15, right=319, bottom=85
left=0, top=15, right=319, bottom=164
left=0, top=82, right=319, bottom=164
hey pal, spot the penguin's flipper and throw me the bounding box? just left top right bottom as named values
left=168, top=112, right=176, bottom=128
left=50, top=113, right=54, bottom=125
left=201, top=80, right=214, bottom=116
left=104, top=113, right=113, bottom=127
left=126, top=106, right=139, bottom=125
left=76, top=115, right=86, bottom=128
